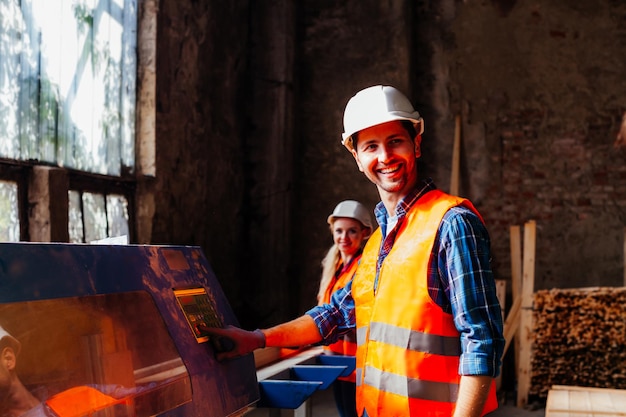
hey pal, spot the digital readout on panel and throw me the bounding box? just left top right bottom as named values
left=174, top=288, right=223, bottom=343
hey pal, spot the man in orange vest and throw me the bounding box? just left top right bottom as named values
left=201, top=85, right=504, bottom=417
left=0, top=326, right=132, bottom=417
left=0, top=326, right=40, bottom=417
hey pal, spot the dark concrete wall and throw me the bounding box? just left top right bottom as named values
left=149, top=0, right=626, bottom=328
left=293, top=0, right=415, bottom=312
left=242, top=1, right=298, bottom=328
left=151, top=0, right=300, bottom=328
left=445, top=1, right=626, bottom=291
left=152, top=1, right=250, bottom=320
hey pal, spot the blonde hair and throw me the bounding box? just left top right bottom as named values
left=317, top=244, right=342, bottom=305
left=317, top=216, right=372, bottom=305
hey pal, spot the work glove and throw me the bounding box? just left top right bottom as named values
left=198, top=324, right=266, bottom=361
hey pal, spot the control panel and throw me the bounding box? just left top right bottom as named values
left=174, top=287, right=223, bottom=343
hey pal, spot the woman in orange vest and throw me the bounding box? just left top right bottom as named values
left=317, top=200, right=372, bottom=417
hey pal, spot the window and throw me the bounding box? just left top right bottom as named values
left=0, top=180, right=19, bottom=242
left=69, top=190, right=130, bottom=243
left=0, top=0, right=140, bottom=242
left=0, top=0, right=136, bottom=174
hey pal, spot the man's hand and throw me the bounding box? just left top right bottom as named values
left=198, top=325, right=266, bottom=361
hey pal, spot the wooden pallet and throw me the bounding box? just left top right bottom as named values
left=546, top=385, right=626, bottom=416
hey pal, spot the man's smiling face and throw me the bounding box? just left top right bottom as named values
left=351, top=120, right=421, bottom=201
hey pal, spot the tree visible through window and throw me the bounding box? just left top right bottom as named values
left=0, top=0, right=136, bottom=174
left=0, top=0, right=138, bottom=242
left=69, top=190, right=129, bottom=243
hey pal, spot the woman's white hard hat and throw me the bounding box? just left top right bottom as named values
left=341, top=85, right=424, bottom=151
left=327, top=200, right=373, bottom=231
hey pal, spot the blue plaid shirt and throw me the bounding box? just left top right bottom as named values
left=306, top=179, right=504, bottom=377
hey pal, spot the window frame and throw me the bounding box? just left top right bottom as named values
left=68, top=169, right=136, bottom=244
left=0, top=158, right=136, bottom=243
left=0, top=0, right=156, bottom=244
left=0, top=158, right=32, bottom=241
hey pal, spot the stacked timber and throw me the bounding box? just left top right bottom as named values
left=530, top=287, right=626, bottom=400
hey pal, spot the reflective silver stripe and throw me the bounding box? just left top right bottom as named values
left=356, top=326, right=368, bottom=345
left=356, top=367, right=362, bottom=386
left=363, top=366, right=459, bottom=403
left=368, top=322, right=461, bottom=356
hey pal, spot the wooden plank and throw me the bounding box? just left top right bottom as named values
left=592, top=392, right=626, bottom=413
left=510, top=225, right=523, bottom=379
left=517, top=220, right=536, bottom=408
left=495, top=279, right=506, bottom=390
left=552, top=385, right=626, bottom=394
left=548, top=411, right=626, bottom=416
left=568, top=390, right=592, bottom=413
left=509, top=225, right=522, bottom=306
left=624, top=227, right=626, bottom=287
left=450, top=114, right=461, bottom=196
left=495, top=279, right=506, bottom=309
left=546, top=385, right=626, bottom=416
left=547, top=390, right=570, bottom=413
left=502, top=295, right=521, bottom=356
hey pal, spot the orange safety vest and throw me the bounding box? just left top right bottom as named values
left=352, top=190, right=498, bottom=417
left=322, top=254, right=359, bottom=382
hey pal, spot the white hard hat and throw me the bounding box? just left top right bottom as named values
left=327, top=200, right=373, bottom=231
left=341, top=85, right=424, bottom=151
left=0, top=325, right=21, bottom=355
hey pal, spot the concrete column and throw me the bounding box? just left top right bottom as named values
left=134, top=0, right=158, bottom=244
left=28, top=166, right=69, bottom=242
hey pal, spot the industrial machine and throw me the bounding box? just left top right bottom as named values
left=0, top=243, right=353, bottom=417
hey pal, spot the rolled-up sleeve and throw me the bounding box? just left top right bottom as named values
left=305, top=281, right=356, bottom=345
left=438, top=206, right=505, bottom=377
